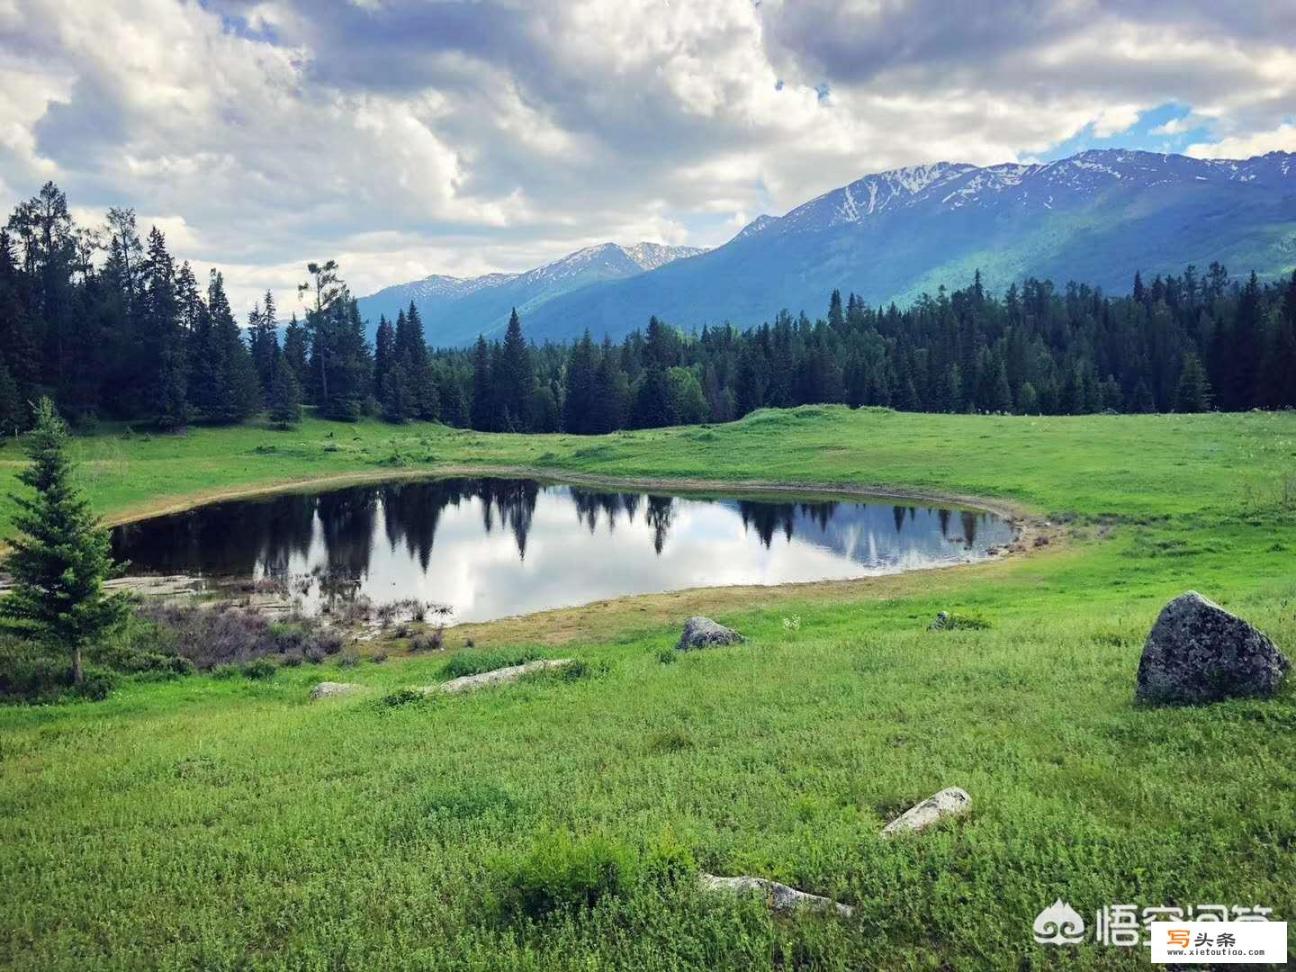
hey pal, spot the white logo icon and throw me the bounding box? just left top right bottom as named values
left=1034, top=899, right=1086, bottom=945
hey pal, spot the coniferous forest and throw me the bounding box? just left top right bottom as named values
left=3, top=182, right=1295, bottom=437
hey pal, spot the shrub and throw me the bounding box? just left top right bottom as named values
left=241, top=658, right=278, bottom=680
left=656, top=647, right=677, bottom=665
left=410, top=627, right=444, bottom=652
left=337, top=652, right=360, bottom=668
left=928, top=611, right=991, bottom=631
left=494, top=833, right=636, bottom=922
left=381, top=687, right=426, bottom=707
left=0, top=642, right=118, bottom=703
left=440, top=649, right=539, bottom=679
left=135, top=602, right=345, bottom=669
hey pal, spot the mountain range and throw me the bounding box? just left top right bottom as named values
left=356, top=242, right=704, bottom=345
left=358, top=149, right=1296, bottom=347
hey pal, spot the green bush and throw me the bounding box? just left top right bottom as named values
left=240, top=658, right=278, bottom=680
left=928, top=611, right=991, bottom=631
left=381, top=687, right=427, bottom=707
left=494, top=832, right=636, bottom=922
left=440, top=649, right=539, bottom=679
left=0, top=642, right=119, bottom=703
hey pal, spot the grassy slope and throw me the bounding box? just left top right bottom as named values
left=1, top=406, right=1294, bottom=970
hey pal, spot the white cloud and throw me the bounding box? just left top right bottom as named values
left=0, top=0, right=1293, bottom=313
left=1186, top=123, right=1296, bottom=159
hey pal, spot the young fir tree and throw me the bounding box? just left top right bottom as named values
left=268, top=351, right=302, bottom=428
left=0, top=399, right=125, bottom=684
left=1175, top=352, right=1213, bottom=413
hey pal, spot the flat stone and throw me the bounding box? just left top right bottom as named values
left=677, top=616, right=743, bottom=651
left=881, top=787, right=971, bottom=837
left=430, top=658, right=574, bottom=695
left=309, top=681, right=363, bottom=701
left=1136, top=592, right=1289, bottom=704
left=699, top=873, right=854, bottom=918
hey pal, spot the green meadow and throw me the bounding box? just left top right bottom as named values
left=1, top=406, right=1295, bottom=969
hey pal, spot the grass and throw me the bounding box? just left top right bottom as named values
left=1, top=405, right=1294, bottom=969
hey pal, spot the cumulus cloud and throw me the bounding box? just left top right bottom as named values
left=0, top=0, right=1293, bottom=312
left=1187, top=124, right=1296, bottom=159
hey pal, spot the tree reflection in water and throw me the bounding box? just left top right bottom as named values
left=111, top=477, right=1014, bottom=623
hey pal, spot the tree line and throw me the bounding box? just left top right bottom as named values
left=2, top=181, right=1295, bottom=437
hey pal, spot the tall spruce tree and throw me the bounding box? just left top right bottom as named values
left=0, top=399, right=125, bottom=685
left=496, top=309, right=535, bottom=431
left=248, top=290, right=279, bottom=399
left=470, top=335, right=494, bottom=431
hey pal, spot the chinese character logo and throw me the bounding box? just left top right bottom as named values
left=1033, top=899, right=1086, bottom=945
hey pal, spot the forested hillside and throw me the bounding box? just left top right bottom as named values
left=2, top=182, right=1294, bottom=438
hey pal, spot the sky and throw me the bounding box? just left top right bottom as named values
left=1, top=0, right=1295, bottom=314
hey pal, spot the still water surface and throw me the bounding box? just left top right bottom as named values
left=111, top=478, right=1015, bottom=623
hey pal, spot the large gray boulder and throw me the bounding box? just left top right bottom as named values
left=1136, top=592, right=1288, bottom=704
left=677, top=616, right=743, bottom=651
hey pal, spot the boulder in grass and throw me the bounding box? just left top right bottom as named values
left=699, top=873, right=854, bottom=918
left=1136, top=592, right=1289, bottom=705
left=309, top=681, right=363, bottom=701
left=881, top=787, right=971, bottom=837
left=677, top=616, right=743, bottom=651
left=432, top=658, right=574, bottom=695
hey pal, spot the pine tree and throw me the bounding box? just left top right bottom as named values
left=282, top=314, right=309, bottom=390
left=248, top=290, right=278, bottom=399
left=562, top=331, right=596, bottom=433
left=632, top=365, right=675, bottom=428
left=470, top=336, right=493, bottom=430
left=0, top=358, right=22, bottom=436
left=373, top=315, right=396, bottom=402
left=268, top=352, right=302, bottom=428
left=1175, top=352, right=1212, bottom=413
left=381, top=362, right=414, bottom=423
left=497, top=308, right=535, bottom=431
left=0, top=399, right=125, bottom=684
left=198, top=271, right=260, bottom=423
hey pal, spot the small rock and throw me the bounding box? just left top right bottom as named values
left=309, top=681, right=363, bottom=701
left=881, top=787, right=971, bottom=837
left=1033, top=535, right=1050, bottom=547
left=928, top=611, right=951, bottom=630
left=430, top=658, right=574, bottom=695
left=1136, top=591, right=1289, bottom=704
left=699, top=873, right=854, bottom=918
left=677, top=616, right=743, bottom=650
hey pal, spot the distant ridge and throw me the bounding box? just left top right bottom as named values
left=362, top=149, right=1296, bottom=346
left=357, top=242, right=705, bottom=345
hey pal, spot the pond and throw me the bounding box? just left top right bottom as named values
left=110, top=477, right=1016, bottom=624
